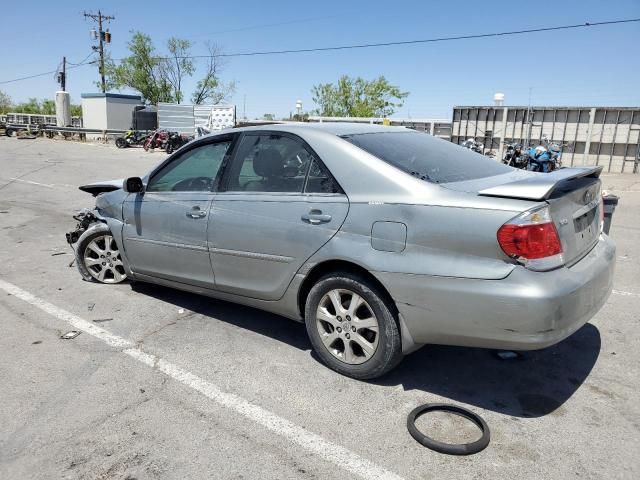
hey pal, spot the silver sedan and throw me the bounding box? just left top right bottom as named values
left=69, top=123, right=615, bottom=379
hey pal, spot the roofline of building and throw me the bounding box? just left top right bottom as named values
left=453, top=105, right=640, bottom=110
left=308, top=115, right=450, bottom=123
left=81, top=93, right=142, bottom=100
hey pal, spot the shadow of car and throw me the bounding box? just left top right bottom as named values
left=131, top=282, right=600, bottom=418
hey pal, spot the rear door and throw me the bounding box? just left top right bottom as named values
left=122, top=136, right=235, bottom=287
left=209, top=132, right=348, bottom=300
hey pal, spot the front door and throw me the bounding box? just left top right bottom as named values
left=209, top=132, right=349, bottom=300
left=122, top=137, right=234, bottom=287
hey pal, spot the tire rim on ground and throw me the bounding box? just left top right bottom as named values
left=83, top=234, right=127, bottom=283
left=315, top=288, right=379, bottom=365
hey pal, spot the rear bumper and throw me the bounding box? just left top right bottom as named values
left=375, top=234, right=616, bottom=351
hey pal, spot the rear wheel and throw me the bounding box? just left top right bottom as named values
left=304, top=272, right=403, bottom=379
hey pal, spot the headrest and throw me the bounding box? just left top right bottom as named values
left=253, top=147, right=284, bottom=177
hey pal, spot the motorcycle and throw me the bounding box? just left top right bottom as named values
left=143, top=129, right=170, bottom=151
left=115, top=129, right=147, bottom=149
left=165, top=131, right=190, bottom=154
left=526, top=137, right=563, bottom=172
left=461, top=138, right=484, bottom=154
left=502, top=142, right=528, bottom=169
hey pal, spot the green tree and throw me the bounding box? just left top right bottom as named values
left=14, top=98, right=41, bottom=114
left=311, top=75, right=408, bottom=117
left=70, top=104, right=82, bottom=117
left=40, top=99, right=56, bottom=115
left=161, top=37, right=195, bottom=104
left=104, top=32, right=173, bottom=104
left=191, top=42, right=235, bottom=105
left=262, top=113, right=275, bottom=121
left=0, top=90, right=11, bottom=114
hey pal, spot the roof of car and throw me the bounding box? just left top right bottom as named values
left=206, top=122, right=410, bottom=138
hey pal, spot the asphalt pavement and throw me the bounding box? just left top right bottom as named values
left=0, top=136, right=638, bottom=479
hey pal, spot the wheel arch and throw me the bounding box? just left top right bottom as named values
left=297, top=259, right=398, bottom=320
left=297, top=259, right=422, bottom=354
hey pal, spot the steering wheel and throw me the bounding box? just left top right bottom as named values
left=171, top=176, right=213, bottom=191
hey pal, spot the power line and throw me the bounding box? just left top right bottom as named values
left=182, top=14, right=342, bottom=38
left=1, top=17, right=638, bottom=85
left=67, top=51, right=96, bottom=66
left=139, top=17, right=640, bottom=60
left=0, top=61, right=93, bottom=85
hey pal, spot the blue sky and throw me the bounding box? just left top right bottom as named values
left=1, top=0, right=639, bottom=119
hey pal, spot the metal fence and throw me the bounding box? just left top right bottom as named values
left=158, top=103, right=236, bottom=135
left=4, top=112, right=82, bottom=128
left=452, top=106, right=640, bottom=173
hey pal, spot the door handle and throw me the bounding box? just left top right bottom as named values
left=301, top=209, right=332, bottom=225
left=186, top=206, right=207, bottom=219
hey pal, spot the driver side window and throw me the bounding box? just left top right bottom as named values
left=147, top=140, right=232, bottom=192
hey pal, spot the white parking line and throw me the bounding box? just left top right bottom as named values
left=613, top=289, right=640, bottom=298
left=0, top=278, right=404, bottom=480
left=7, top=178, right=54, bottom=188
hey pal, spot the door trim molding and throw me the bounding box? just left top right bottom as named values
left=209, top=247, right=294, bottom=263
left=125, top=237, right=208, bottom=252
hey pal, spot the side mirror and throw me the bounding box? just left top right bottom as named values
left=123, top=177, right=144, bottom=193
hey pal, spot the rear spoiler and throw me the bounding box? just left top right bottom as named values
left=478, top=166, right=603, bottom=201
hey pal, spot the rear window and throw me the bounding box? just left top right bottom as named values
left=342, top=131, right=511, bottom=183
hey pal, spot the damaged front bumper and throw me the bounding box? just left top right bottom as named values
left=65, top=209, right=104, bottom=245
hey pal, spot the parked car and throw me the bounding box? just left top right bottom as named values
left=68, top=123, right=615, bottom=379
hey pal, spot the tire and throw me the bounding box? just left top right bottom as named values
left=6, top=128, right=15, bottom=137
left=115, top=137, right=127, bottom=148
left=75, top=224, right=127, bottom=284
left=166, top=142, right=174, bottom=154
left=304, top=272, right=403, bottom=380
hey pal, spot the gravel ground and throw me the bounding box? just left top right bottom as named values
left=0, top=136, right=638, bottom=480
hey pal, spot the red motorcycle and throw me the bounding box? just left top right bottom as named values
left=143, top=129, right=169, bottom=151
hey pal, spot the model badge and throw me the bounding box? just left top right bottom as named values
left=583, top=190, right=593, bottom=204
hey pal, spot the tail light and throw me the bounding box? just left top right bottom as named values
left=497, top=206, right=564, bottom=271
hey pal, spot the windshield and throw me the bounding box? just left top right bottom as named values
left=342, top=131, right=511, bottom=183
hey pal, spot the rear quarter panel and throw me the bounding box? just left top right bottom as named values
left=304, top=195, right=535, bottom=280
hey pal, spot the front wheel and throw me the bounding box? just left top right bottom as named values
left=304, top=272, right=403, bottom=379
left=115, top=137, right=127, bottom=148
left=75, top=225, right=127, bottom=284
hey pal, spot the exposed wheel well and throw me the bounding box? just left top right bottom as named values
left=297, top=260, right=398, bottom=319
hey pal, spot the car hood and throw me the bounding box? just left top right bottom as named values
left=79, top=178, right=124, bottom=196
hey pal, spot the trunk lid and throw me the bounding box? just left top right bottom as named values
left=545, top=176, right=601, bottom=266
left=441, top=166, right=603, bottom=266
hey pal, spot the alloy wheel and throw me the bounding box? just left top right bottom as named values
left=83, top=234, right=127, bottom=283
left=315, top=289, right=379, bottom=365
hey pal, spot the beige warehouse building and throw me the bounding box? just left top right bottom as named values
left=452, top=106, right=640, bottom=173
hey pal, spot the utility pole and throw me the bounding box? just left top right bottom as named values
left=525, top=86, right=533, bottom=147
left=83, top=10, right=114, bottom=93
left=62, top=56, right=66, bottom=91
left=56, top=56, right=66, bottom=91
left=243, top=95, right=246, bottom=120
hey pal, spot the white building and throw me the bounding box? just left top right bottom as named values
left=80, top=93, right=142, bottom=139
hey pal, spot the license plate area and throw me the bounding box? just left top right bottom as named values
left=574, top=205, right=597, bottom=233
